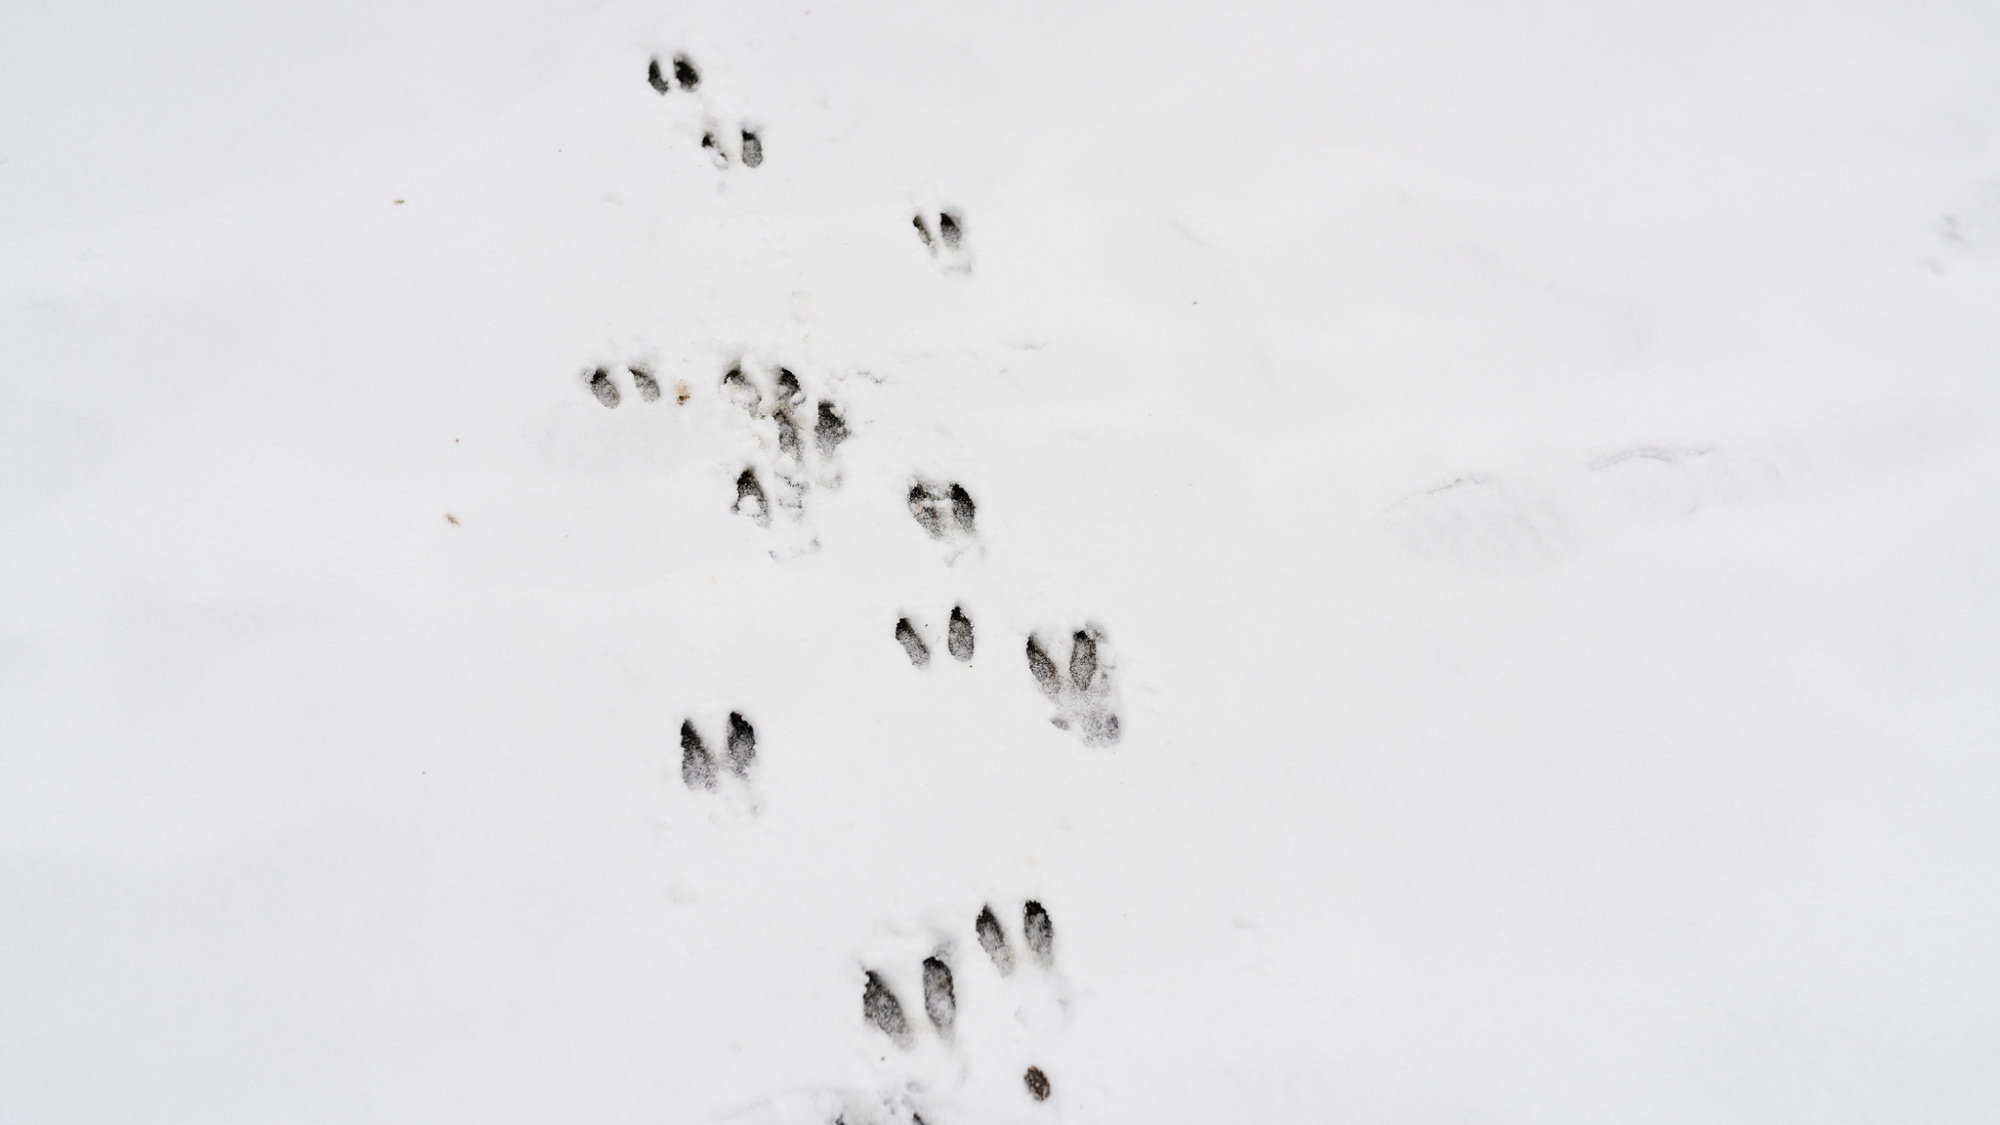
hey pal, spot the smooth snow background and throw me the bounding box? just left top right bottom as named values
left=3, top=0, right=1998, bottom=1121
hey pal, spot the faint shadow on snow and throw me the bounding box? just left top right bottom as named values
left=1932, top=179, right=2000, bottom=270
left=1378, top=396, right=1986, bottom=576
left=1377, top=474, right=1586, bottom=576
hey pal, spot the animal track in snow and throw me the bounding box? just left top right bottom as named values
left=648, top=53, right=701, bottom=93
left=907, top=480, right=975, bottom=546
left=680, top=712, right=757, bottom=792
left=733, top=468, right=771, bottom=527
left=912, top=209, right=971, bottom=273
left=702, top=126, right=764, bottom=169
left=645, top=51, right=765, bottom=170
left=893, top=607, right=975, bottom=668
left=833, top=900, right=1068, bottom=1125
left=581, top=363, right=674, bottom=409
left=1025, top=628, right=1120, bottom=746
left=719, top=362, right=852, bottom=531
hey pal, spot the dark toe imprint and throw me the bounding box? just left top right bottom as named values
left=1025, top=637, right=1062, bottom=699
left=948, top=484, right=975, bottom=533
left=723, top=365, right=759, bottom=413
left=734, top=468, right=770, bottom=525
left=680, top=720, right=716, bottom=791
left=948, top=606, right=975, bottom=662
left=1068, top=631, right=1097, bottom=692
left=1025, top=629, right=1119, bottom=745
left=975, top=904, right=1015, bottom=975
left=630, top=366, right=661, bottom=402
left=863, top=971, right=913, bottom=1049
left=588, top=367, right=620, bottom=408
left=725, top=712, right=756, bottom=777
left=895, top=617, right=931, bottom=668
left=673, top=54, right=700, bottom=90
left=908, top=481, right=976, bottom=539
left=741, top=130, right=763, bottom=168
left=814, top=401, right=849, bottom=457
left=921, top=956, right=956, bottom=1034
left=774, top=369, right=803, bottom=406
left=1024, top=900, right=1054, bottom=966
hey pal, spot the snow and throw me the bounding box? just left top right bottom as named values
left=3, top=1, right=1998, bottom=1122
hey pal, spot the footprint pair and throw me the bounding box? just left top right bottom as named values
left=726, top=366, right=849, bottom=461
left=647, top=51, right=764, bottom=169
left=725, top=364, right=851, bottom=529
left=680, top=712, right=756, bottom=791
left=894, top=608, right=974, bottom=667
left=863, top=902, right=1057, bottom=1103
left=1026, top=630, right=1119, bottom=746
left=907, top=481, right=975, bottom=540
left=586, top=363, right=683, bottom=408
left=910, top=211, right=964, bottom=254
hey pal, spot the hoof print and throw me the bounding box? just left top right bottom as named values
left=921, top=956, right=956, bottom=1035
left=975, top=904, right=1015, bottom=975
left=863, top=971, right=913, bottom=1049
left=913, top=209, right=971, bottom=271
left=680, top=714, right=754, bottom=792
left=895, top=618, right=931, bottom=668
left=773, top=368, right=804, bottom=407
left=1025, top=629, right=1119, bottom=745
left=587, top=367, right=620, bottom=408
left=908, top=480, right=976, bottom=541
left=1025, top=637, right=1062, bottom=699
left=947, top=606, right=975, bottom=663
left=673, top=54, right=700, bottom=90
left=718, top=364, right=849, bottom=533
left=841, top=899, right=1069, bottom=1115
left=680, top=720, right=717, bottom=792
left=1024, top=900, right=1054, bottom=966
left=814, top=401, right=849, bottom=458
left=699, top=124, right=760, bottom=168
left=734, top=468, right=770, bottom=526
left=1068, top=630, right=1097, bottom=692
left=630, top=366, right=662, bottom=402
left=948, top=484, right=975, bottom=533
left=723, top=365, right=761, bottom=413
left=725, top=712, right=756, bottom=777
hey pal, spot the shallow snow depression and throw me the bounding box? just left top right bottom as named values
left=2, top=1, right=1998, bottom=1122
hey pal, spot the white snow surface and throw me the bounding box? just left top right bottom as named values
left=4, top=1, right=1999, bottom=1122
